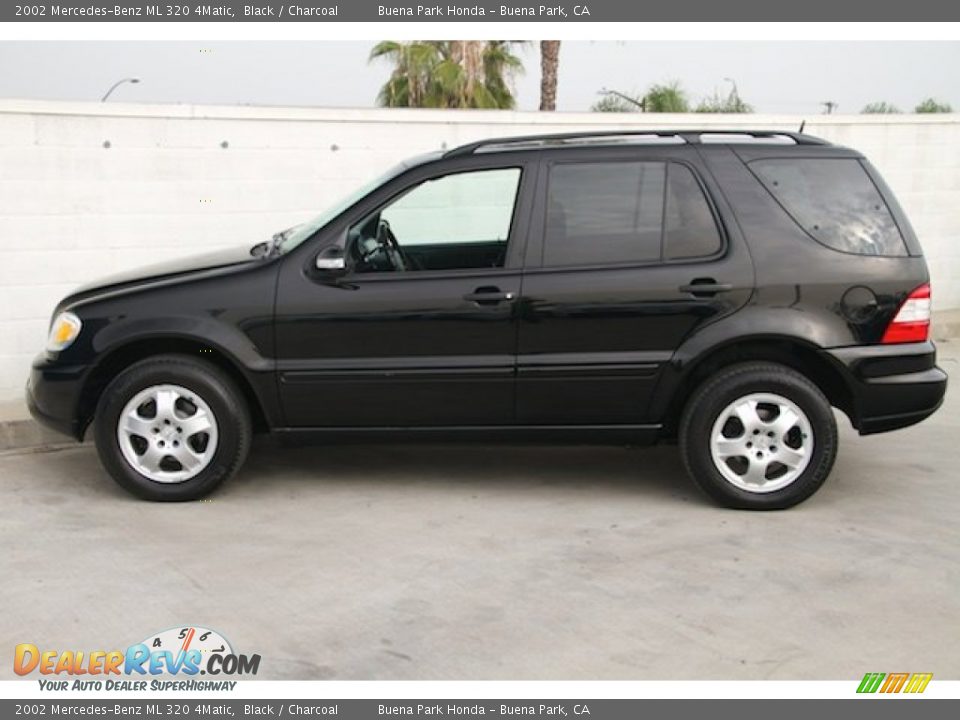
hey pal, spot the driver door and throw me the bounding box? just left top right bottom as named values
left=273, top=160, right=534, bottom=428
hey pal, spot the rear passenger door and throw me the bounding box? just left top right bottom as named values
left=517, top=146, right=754, bottom=426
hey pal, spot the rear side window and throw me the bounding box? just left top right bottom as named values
left=751, top=158, right=907, bottom=257
left=545, top=161, right=665, bottom=266
left=544, top=161, right=722, bottom=266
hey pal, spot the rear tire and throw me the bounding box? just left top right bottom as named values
left=94, top=355, right=251, bottom=501
left=679, top=362, right=837, bottom=510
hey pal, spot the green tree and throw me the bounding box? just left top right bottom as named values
left=861, top=101, right=901, bottom=114
left=369, top=41, right=438, bottom=108
left=696, top=89, right=753, bottom=113
left=478, top=41, right=526, bottom=109
left=591, top=88, right=644, bottom=112
left=590, top=82, right=690, bottom=113
left=914, top=98, right=953, bottom=113
left=369, top=40, right=525, bottom=109
left=591, top=94, right=640, bottom=112
left=643, top=81, right=689, bottom=112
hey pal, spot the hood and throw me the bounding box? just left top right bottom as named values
left=65, top=246, right=261, bottom=302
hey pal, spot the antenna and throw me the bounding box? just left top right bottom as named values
left=799, top=120, right=806, bottom=134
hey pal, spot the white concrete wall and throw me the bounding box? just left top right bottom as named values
left=1, top=99, right=958, bottom=408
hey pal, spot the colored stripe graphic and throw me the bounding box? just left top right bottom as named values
left=857, top=673, right=885, bottom=693
left=880, top=672, right=909, bottom=693
left=857, top=672, right=932, bottom=694
left=904, top=673, right=933, bottom=694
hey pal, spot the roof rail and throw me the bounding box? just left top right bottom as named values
left=444, top=129, right=828, bottom=157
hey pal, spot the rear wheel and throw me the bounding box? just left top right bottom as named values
left=94, top=355, right=251, bottom=501
left=679, top=362, right=837, bottom=510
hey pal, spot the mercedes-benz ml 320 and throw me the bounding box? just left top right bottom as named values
left=27, top=130, right=947, bottom=508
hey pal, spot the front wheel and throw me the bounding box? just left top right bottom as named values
left=93, top=355, right=251, bottom=501
left=679, top=362, right=838, bottom=510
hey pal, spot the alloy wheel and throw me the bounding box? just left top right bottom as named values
left=709, top=392, right=814, bottom=493
left=116, top=384, right=219, bottom=483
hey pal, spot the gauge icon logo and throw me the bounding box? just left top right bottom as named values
left=135, top=625, right=259, bottom=677
left=140, top=626, right=232, bottom=664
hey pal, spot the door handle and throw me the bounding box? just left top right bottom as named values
left=463, top=287, right=516, bottom=305
left=678, top=279, right=733, bottom=297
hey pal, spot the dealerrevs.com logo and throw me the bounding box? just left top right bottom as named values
left=14, top=626, right=260, bottom=691
left=857, top=672, right=933, bottom=694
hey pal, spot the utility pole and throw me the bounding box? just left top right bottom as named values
left=821, top=100, right=838, bottom=115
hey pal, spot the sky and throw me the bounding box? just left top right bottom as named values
left=0, top=41, right=957, bottom=114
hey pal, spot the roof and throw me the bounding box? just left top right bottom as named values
left=443, top=129, right=829, bottom=157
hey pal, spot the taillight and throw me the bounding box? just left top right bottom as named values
left=881, top=283, right=931, bottom=344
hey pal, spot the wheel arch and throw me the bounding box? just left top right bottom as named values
left=656, top=334, right=856, bottom=438
left=77, top=336, right=274, bottom=439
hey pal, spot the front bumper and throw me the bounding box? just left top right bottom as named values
left=827, top=341, right=948, bottom=435
left=26, top=354, right=88, bottom=440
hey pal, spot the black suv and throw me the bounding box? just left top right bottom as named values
left=27, top=130, right=947, bottom=508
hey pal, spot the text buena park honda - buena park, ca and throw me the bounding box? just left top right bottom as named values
left=379, top=705, right=592, bottom=716
left=379, top=5, right=591, bottom=16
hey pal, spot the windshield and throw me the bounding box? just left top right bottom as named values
left=276, top=156, right=433, bottom=254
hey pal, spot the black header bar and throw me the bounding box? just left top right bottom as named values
left=0, top=699, right=957, bottom=720
left=3, top=0, right=960, bottom=22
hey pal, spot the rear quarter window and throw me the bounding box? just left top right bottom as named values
left=750, top=158, right=908, bottom=257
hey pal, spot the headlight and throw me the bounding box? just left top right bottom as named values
left=46, top=312, right=82, bottom=353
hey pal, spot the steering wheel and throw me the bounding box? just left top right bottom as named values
left=376, top=218, right=411, bottom=272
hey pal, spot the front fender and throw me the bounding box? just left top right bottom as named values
left=92, top=316, right=274, bottom=373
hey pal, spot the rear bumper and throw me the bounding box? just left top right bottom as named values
left=827, top=341, right=948, bottom=435
left=25, top=354, right=88, bottom=440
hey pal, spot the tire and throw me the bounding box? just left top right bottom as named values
left=679, top=361, right=837, bottom=510
left=93, top=354, right=251, bottom=501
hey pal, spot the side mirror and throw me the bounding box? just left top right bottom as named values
left=315, top=255, right=346, bottom=272
left=315, top=246, right=346, bottom=273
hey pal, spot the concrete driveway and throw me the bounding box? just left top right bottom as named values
left=2, top=348, right=958, bottom=681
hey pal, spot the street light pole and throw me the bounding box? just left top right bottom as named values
left=723, top=77, right=739, bottom=97
left=599, top=87, right=646, bottom=111
left=101, top=77, right=141, bottom=102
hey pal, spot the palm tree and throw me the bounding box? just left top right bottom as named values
left=539, top=41, right=561, bottom=110
left=369, top=41, right=439, bottom=107
left=369, top=41, right=525, bottom=109
left=480, top=41, right=526, bottom=109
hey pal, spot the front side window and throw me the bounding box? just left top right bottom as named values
left=277, top=161, right=413, bottom=254
left=348, top=167, right=521, bottom=273
left=750, top=158, right=907, bottom=257
left=543, top=160, right=723, bottom=267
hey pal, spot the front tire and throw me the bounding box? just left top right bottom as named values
left=93, top=355, right=251, bottom=501
left=679, top=362, right=837, bottom=510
